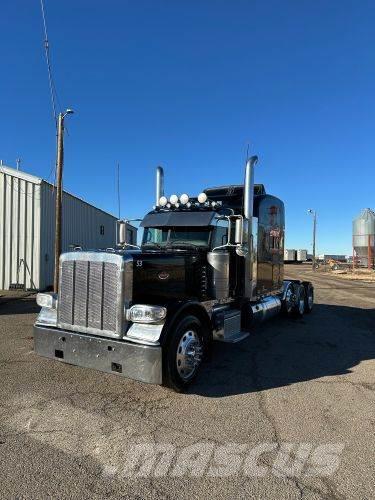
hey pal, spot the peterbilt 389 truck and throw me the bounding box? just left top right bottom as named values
left=34, top=157, right=314, bottom=391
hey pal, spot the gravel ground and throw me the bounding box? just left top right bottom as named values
left=0, top=264, right=374, bottom=499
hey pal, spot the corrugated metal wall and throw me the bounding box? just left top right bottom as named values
left=40, top=183, right=117, bottom=290
left=0, top=169, right=41, bottom=290
left=0, top=166, right=117, bottom=291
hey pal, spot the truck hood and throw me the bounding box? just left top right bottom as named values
left=132, top=250, right=204, bottom=304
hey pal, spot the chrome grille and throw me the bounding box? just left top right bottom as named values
left=58, top=256, right=122, bottom=336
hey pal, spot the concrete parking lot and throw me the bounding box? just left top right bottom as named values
left=0, top=264, right=374, bottom=499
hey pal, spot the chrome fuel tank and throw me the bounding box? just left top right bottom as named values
left=249, top=295, right=281, bottom=323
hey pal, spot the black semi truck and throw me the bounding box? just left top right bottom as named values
left=34, top=157, right=313, bottom=391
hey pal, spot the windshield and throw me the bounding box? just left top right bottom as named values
left=142, top=227, right=211, bottom=248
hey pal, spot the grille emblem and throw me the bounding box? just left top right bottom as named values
left=158, top=271, right=170, bottom=280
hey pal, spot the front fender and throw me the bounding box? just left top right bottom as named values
left=160, top=300, right=213, bottom=346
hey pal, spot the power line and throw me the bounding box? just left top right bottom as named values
left=40, top=0, right=70, bottom=188
left=40, top=0, right=63, bottom=128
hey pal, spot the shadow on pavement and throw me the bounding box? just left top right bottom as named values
left=0, top=298, right=39, bottom=316
left=191, top=304, right=375, bottom=397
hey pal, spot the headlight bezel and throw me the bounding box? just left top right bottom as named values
left=126, top=304, right=167, bottom=324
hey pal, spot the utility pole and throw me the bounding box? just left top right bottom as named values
left=308, top=209, right=317, bottom=271
left=53, top=109, right=74, bottom=293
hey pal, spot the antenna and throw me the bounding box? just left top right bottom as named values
left=16, top=158, right=21, bottom=171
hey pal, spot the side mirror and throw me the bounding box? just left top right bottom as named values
left=117, top=220, right=138, bottom=247
left=117, top=221, right=126, bottom=246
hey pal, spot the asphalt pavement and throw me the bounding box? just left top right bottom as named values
left=0, top=264, right=374, bottom=499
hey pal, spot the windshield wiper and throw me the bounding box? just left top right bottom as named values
left=142, top=243, right=163, bottom=250
left=166, top=241, right=200, bottom=249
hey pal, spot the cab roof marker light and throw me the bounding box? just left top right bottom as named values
left=170, top=194, right=178, bottom=205
left=159, top=196, right=168, bottom=207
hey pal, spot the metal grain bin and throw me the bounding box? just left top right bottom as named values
left=353, top=208, right=375, bottom=266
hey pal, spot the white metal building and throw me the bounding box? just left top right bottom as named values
left=0, top=165, right=124, bottom=290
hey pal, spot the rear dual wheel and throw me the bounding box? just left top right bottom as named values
left=303, top=282, right=314, bottom=313
left=292, top=284, right=306, bottom=317
left=283, top=282, right=312, bottom=317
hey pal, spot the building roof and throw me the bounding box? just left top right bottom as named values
left=0, top=165, right=43, bottom=185
left=0, top=164, right=117, bottom=219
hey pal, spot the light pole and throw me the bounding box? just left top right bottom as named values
left=308, top=209, right=317, bottom=271
left=54, top=109, right=74, bottom=293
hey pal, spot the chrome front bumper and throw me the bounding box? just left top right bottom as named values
left=34, top=325, right=162, bottom=384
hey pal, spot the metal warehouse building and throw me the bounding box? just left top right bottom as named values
left=0, top=165, right=124, bottom=291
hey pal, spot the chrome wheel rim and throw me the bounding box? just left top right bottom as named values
left=285, top=287, right=293, bottom=312
left=176, top=330, right=203, bottom=381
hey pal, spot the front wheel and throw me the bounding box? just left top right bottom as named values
left=162, top=315, right=206, bottom=392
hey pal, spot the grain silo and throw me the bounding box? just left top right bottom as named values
left=353, top=208, right=375, bottom=268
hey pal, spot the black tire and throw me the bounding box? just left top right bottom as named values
left=303, top=282, right=314, bottom=313
left=162, top=315, right=206, bottom=392
left=291, top=284, right=305, bottom=317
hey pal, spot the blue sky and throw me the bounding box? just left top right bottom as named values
left=1, top=0, right=374, bottom=254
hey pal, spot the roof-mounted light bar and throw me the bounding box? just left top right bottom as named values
left=157, top=191, right=222, bottom=210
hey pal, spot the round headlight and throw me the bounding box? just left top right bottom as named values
left=170, top=194, right=179, bottom=205
left=180, top=193, right=189, bottom=205
left=198, top=192, right=208, bottom=203
left=159, top=196, right=168, bottom=207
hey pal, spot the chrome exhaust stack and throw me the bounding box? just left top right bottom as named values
left=243, top=155, right=258, bottom=298
left=244, top=155, right=258, bottom=222
left=155, top=166, right=164, bottom=206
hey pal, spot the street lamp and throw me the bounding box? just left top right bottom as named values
left=62, top=109, right=74, bottom=119
left=54, top=108, right=74, bottom=293
left=308, top=209, right=317, bottom=271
